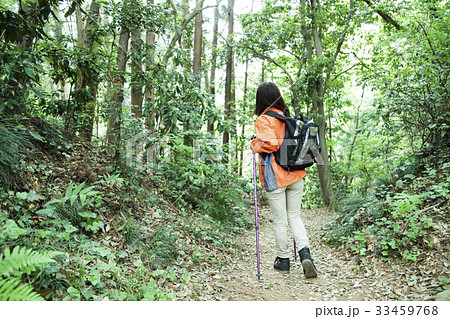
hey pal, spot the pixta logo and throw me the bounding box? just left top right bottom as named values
left=125, top=130, right=167, bottom=174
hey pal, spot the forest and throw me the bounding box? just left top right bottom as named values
left=0, top=0, right=449, bottom=302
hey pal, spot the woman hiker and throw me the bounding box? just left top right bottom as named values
left=250, top=82, right=318, bottom=278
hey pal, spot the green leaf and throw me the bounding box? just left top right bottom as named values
left=0, top=277, right=45, bottom=301
left=1, top=220, right=27, bottom=239
left=15, top=192, right=28, bottom=200
left=79, top=185, right=95, bottom=195
left=67, top=286, right=80, bottom=297
left=4, top=63, right=11, bottom=74
left=44, top=199, right=61, bottom=207
left=69, top=194, right=77, bottom=206
left=80, top=194, right=86, bottom=206
left=65, top=184, right=74, bottom=199
left=24, top=67, right=35, bottom=79
left=0, top=246, right=63, bottom=277
left=36, top=207, right=57, bottom=218
left=73, top=182, right=85, bottom=196
left=85, top=191, right=100, bottom=196
left=26, top=191, right=42, bottom=202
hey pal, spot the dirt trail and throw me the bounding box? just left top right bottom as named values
left=189, top=207, right=440, bottom=301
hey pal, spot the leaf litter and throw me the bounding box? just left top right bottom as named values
left=179, top=206, right=448, bottom=301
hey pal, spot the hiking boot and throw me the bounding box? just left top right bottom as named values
left=299, top=247, right=317, bottom=278
left=274, top=257, right=290, bottom=273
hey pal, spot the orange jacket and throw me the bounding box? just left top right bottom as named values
left=251, top=107, right=306, bottom=191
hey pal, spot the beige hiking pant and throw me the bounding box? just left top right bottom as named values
left=265, top=179, right=309, bottom=259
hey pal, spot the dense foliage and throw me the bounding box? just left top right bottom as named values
left=0, top=0, right=448, bottom=300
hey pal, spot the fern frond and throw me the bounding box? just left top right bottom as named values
left=0, top=277, right=45, bottom=301
left=0, top=246, right=64, bottom=276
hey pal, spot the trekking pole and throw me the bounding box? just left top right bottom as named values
left=252, top=151, right=262, bottom=280
left=293, top=239, right=298, bottom=261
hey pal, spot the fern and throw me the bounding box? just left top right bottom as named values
left=0, top=246, right=64, bottom=301
left=0, top=246, right=63, bottom=276
left=0, top=277, right=44, bottom=301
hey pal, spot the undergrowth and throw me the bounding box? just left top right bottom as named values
left=0, top=123, right=252, bottom=300
left=321, top=152, right=449, bottom=291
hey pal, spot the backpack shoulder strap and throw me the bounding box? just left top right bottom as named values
left=263, top=110, right=286, bottom=121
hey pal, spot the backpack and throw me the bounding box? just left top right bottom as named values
left=263, top=108, right=321, bottom=172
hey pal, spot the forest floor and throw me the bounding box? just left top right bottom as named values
left=12, top=140, right=447, bottom=302
left=184, top=206, right=446, bottom=301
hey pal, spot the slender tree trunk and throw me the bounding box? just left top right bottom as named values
left=184, top=0, right=203, bottom=146
left=222, top=0, right=235, bottom=165
left=193, top=1, right=203, bottom=83
left=261, top=60, right=265, bottom=82
left=347, top=89, right=364, bottom=186
left=18, top=1, right=36, bottom=50
left=238, top=58, right=249, bottom=176
left=182, top=0, right=192, bottom=70
left=164, top=0, right=206, bottom=62
left=107, top=28, right=130, bottom=161
left=10, top=1, right=37, bottom=115
left=76, top=0, right=101, bottom=141
left=310, top=0, right=338, bottom=211
left=238, top=0, right=255, bottom=175
left=76, top=8, right=85, bottom=45
left=328, top=110, right=332, bottom=162
left=207, top=0, right=220, bottom=134
left=145, top=0, right=156, bottom=131
left=84, top=1, right=101, bottom=49
left=131, top=31, right=143, bottom=118
left=53, top=12, right=67, bottom=100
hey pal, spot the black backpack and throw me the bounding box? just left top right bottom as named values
left=263, top=108, right=321, bottom=172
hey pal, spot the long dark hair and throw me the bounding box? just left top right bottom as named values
left=254, top=82, right=288, bottom=116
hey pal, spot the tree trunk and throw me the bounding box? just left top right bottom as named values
left=238, top=58, right=249, bottom=176
left=77, top=0, right=101, bottom=141
left=9, top=1, right=37, bottom=115
left=131, top=31, right=143, bottom=118
left=165, top=0, right=206, bottom=63
left=76, top=8, right=85, bottom=45
left=310, top=0, right=338, bottom=211
left=145, top=0, right=156, bottom=131
left=222, top=0, right=235, bottom=165
left=18, top=1, right=37, bottom=50
left=84, top=1, right=101, bottom=49
left=261, top=60, right=265, bottom=82
left=207, top=0, right=220, bottom=134
left=107, top=28, right=130, bottom=161
left=347, top=89, right=364, bottom=186
left=184, top=0, right=203, bottom=146
left=193, top=1, right=203, bottom=83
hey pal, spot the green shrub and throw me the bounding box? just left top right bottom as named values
left=37, top=182, right=104, bottom=234
left=321, top=194, right=382, bottom=245
left=324, top=191, right=437, bottom=260
left=0, top=121, right=33, bottom=187
left=152, top=134, right=248, bottom=223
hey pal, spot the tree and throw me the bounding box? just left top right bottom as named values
left=308, top=0, right=340, bottom=211
left=75, top=0, right=101, bottom=141
left=165, top=0, right=206, bottom=62
left=193, top=0, right=203, bottom=84
left=222, top=0, right=235, bottom=165
left=207, top=0, right=220, bottom=134
left=360, top=0, right=450, bottom=152
left=144, top=0, right=157, bottom=130
left=106, top=1, right=131, bottom=161
left=238, top=0, right=360, bottom=210
left=131, top=30, right=144, bottom=118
